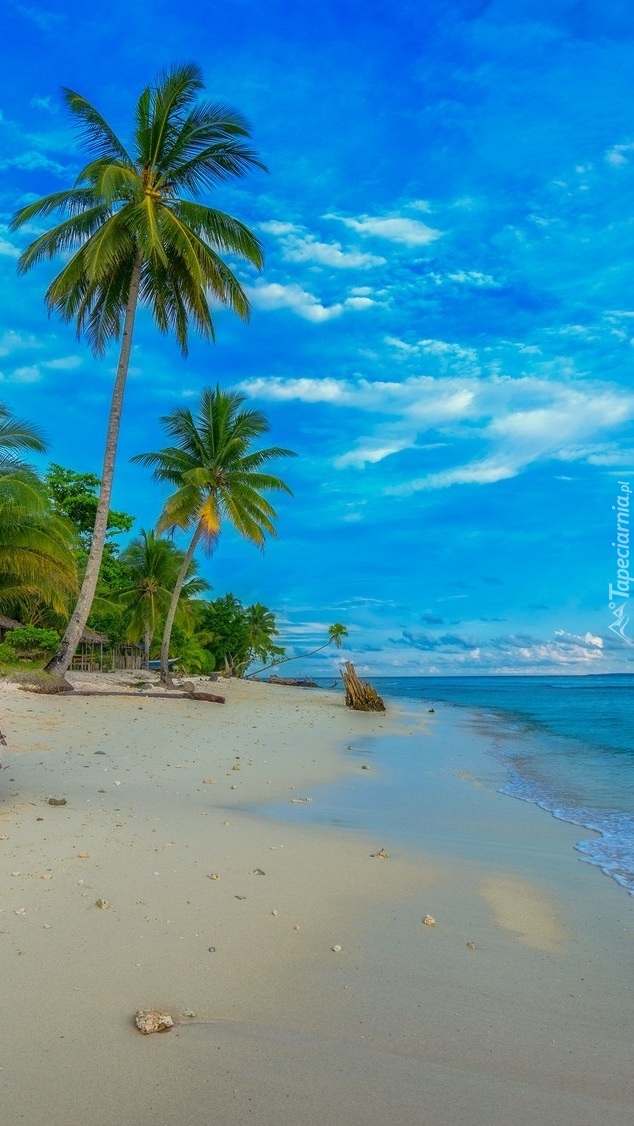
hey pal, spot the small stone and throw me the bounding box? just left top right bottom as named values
left=77, top=852, right=90, bottom=859
left=208, top=873, right=220, bottom=880
left=251, top=868, right=266, bottom=876
left=95, top=898, right=109, bottom=910
left=294, top=924, right=301, bottom=932
left=230, top=784, right=237, bottom=790
left=422, top=914, right=436, bottom=927
left=466, top=941, right=476, bottom=950
left=232, top=765, right=241, bottom=771
left=361, top=764, right=370, bottom=770
left=271, top=909, right=279, bottom=916
left=48, top=797, right=67, bottom=806
left=135, top=1009, right=174, bottom=1035
left=234, top=895, right=247, bottom=900
left=181, top=1009, right=196, bottom=1019
left=331, top=944, right=342, bottom=953
left=208, top=946, right=216, bottom=953
left=370, top=847, right=389, bottom=859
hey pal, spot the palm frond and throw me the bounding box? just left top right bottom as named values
left=63, top=88, right=133, bottom=164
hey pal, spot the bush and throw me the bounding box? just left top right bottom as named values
left=4, top=626, right=60, bottom=658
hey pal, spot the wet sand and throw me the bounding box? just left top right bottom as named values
left=0, top=675, right=632, bottom=1125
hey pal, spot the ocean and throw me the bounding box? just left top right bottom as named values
left=302, top=674, right=634, bottom=896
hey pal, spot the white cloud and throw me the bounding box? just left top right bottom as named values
left=240, top=372, right=634, bottom=485
left=605, top=142, right=634, bottom=166
left=326, top=212, right=442, bottom=247
left=0, top=365, right=41, bottom=383
left=41, top=355, right=82, bottom=370
left=261, top=220, right=386, bottom=268
left=245, top=280, right=375, bottom=322
left=0, top=150, right=67, bottom=175
left=0, top=329, right=38, bottom=355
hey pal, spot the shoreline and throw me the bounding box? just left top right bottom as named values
left=0, top=674, right=632, bottom=1124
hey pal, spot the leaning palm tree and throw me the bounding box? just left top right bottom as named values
left=249, top=621, right=348, bottom=677
left=10, top=62, right=265, bottom=676
left=117, top=529, right=209, bottom=667
left=132, top=386, right=295, bottom=683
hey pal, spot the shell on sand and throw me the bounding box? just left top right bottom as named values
left=422, top=914, right=437, bottom=927
left=134, top=1009, right=174, bottom=1034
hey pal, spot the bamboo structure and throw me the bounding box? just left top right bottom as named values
left=341, top=661, right=386, bottom=712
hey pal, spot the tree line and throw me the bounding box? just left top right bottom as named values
left=0, top=425, right=288, bottom=676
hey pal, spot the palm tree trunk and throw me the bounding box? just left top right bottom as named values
left=248, top=640, right=331, bottom=679
left=143, top=626, right=151, bottom=670
left=45, top=251, right=143, bottom=677
left=159, top=521, right=204, bottom=685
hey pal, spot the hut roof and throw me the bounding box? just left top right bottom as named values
left=79, top=628, right=108, bottom=645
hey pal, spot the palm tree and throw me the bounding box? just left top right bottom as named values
left=132, top=386, right=295, bottom=683
left=10, top=63, right=265, bottom=676
left=117, top=529, right=209, bottom=666
left=0, top=406, right=78, bottom=616
left=249, top=621, right=348, bottom=677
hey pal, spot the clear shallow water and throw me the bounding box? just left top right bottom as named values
left=310, top=675, right=634, bottom=895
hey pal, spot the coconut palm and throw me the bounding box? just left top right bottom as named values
left=10, top=62, right=265, bottom=676
left=249, top=621, right=348, bottom=677
left=0, top=406, right=78, bottom=615
left=117, top=529, right=209, bottom=666
left=132, top=386, right=295, bottom=683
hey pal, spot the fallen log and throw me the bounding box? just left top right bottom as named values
left=30, top=689, right=225, bottom=705
left=341, top=661, right=385, bottom=712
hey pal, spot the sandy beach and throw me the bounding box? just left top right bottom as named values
left=0, top=674, right=632, bottom=1126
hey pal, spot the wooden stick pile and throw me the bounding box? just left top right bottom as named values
left=341, top=661, right=386, bottom=712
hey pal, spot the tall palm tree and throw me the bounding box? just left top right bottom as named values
left=249, top=621, right=348, bottom=677
left=117, top=529, right=209, bottom=666
left=0, top=406, right=78, bottom=615
left=10, top=62, right=265, bottom=676
left=132, top=386, right=295, bottom=683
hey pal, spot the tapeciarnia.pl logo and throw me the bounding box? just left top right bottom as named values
left=608, top=480, right=633, bottom=643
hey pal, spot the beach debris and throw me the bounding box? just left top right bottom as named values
left=361, top=764, right=370, bottom=770
left=271, top=909, right=279, bottom=916
left=95, top=898, right=109, bottom=910
left=232, top=764, right=241, bottom=771
left=251, top=868, right=266, bottom=876
left=341, top=662, right=386, bottom=713
left=0, top=729, right=6, bottom=746
left=208, top=946, right=216, bottom=953
left=234, top=895, right=247, bottom=900
left=207, top=873, right=220, bottom=880
left=48, top=797, right=67, bottom=806
left=422, top=914, right=437, bottom=927
left=14, top=907, right=26, bottom=916
left=294, top=925, right=301, bottom=932
left=230, top=784, right=237, bottom=789
left=466, top=941, right=476, bottom=950
left=370, top=847, right=389, bottom=859
left=290, top=797, right=312, bottom=804
left=331, top=944, right=342, bottom=953
left=135, top=1009, right=174, bottom=1035
left=181, top=1009, right=196, bottom=1019
left=201, top=778, right=216, bottom=784
left=78, top=852, right=90, bottom=859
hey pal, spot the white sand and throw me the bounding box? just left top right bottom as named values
left=0, top=675, right=632, bottom=1125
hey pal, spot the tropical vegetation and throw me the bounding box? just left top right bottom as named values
left=11, top=62, right=266, bottom=675
left=133, top=385, right=295, bottom=682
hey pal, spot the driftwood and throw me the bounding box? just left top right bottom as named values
left=52, top=689, right=225, bottom=705
left=341, top=661, right=385, bottom=712
left=269, top=674, right=318, bottom=688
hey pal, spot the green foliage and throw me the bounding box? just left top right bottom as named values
left=192, top=593, right=283, bottom=676
left=11, top=63, right=266, bottom=359
left=0, top=423, right=79, bottom=618
left=45, top=463, right=134, bottom=548
left=2, top=625, right=61, bottom=658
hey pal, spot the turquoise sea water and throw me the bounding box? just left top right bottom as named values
left=307, top=674, right=634, bottom=896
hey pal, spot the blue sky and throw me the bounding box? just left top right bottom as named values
left=2, top=0, right=634, bottom=675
